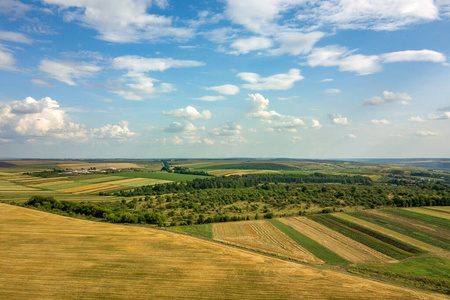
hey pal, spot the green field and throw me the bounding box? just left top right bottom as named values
left=169, top=223, right=213, bottom=239
left=269, top=219, right=349, bottom=265
left=348, top=256, right=450, bottom=294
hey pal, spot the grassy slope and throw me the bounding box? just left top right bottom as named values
left=348, top=256, right=450, bottom=295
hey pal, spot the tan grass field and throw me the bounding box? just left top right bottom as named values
left=1, top=204, right=445, bottom=299
left=402, top=207, right=450, bottom=220
left=333, top=213, right=445, bottom=253
left=280, top=217, right=395, bottom=263
left=213, top=220, right=324, bottom=264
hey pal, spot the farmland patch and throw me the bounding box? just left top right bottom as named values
left=212, top=220, right=322, bottom=264
left=279, top=217, right=394, bottom=263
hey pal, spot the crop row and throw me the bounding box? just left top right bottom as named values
left=308, top=215, right=425, bottom=260
left=384, top=209, right=450, bottom=230
left=349, top=212, right=450, bottom=251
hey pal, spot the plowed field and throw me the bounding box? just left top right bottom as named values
left=1, top=204, right=444, bottom=299
left=212, top=220, right=323, bottom=264
left=280, top=217, right=394, bottom=263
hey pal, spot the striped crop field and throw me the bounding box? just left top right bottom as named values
left=384, top=209, right=450, bottom=230
left=2, top=204, right=444, bottom=299
left=212, top=220, right=323, bottom=264
left=279, top=217, right=394, bottom=263
left=58, top=178, right=144, bottom=193
left=402, top=207, right=450, bottom=220
left=308, top=214, right=426, bottom=260
left=333, top=213, right=445, bottom=253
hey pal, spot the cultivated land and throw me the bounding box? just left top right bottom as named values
left=279, top=217, right=394, bottom=263
left=1, top=158, right=450, bottom=297
left=212, top=220, right=323, bottom=264
left=1, top=204, right=446, bottom=300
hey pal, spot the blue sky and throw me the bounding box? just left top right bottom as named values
left=0, top=0, right=449, bottom=159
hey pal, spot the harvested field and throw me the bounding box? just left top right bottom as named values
left=334, top=213, right=444, bottom=253
left=58, top=178, right=143, bottom=193
left=31, top=180, right=74, bottom=187
left=280, top=217, right=395, bottom=263
left=403, top=207, right=450, bottom=220
left=1, top=204, right=445, bottom=299
left=366, top=210, right=450, bottom=240
left=212, top=220, right=323, bottom=264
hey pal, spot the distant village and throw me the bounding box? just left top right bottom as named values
left=61, top=167, right=135, bottom=175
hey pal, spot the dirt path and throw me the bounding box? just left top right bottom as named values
left=334, top=213, right=445, bottom=253
left=212, top=220, right=323, bottom=264
left=280, top=217, right=396, bottom=264
left=366, top=210, right=450, bottom=240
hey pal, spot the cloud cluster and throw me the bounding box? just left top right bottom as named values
left=246, top=93, right=305, bottom=132
left=108, top=55, right=204, bottom=100
left=205, top=84, right=240, bottom=95
left=364, top=91, right=412, bottom=106
left=414, top=130, right=438, bottom=136
left=371, top=119, right=390, bottom=125
left=307, top=46, right=446, bottom=75
left=163, top=106, right=211, bottom=120
left=0, top=97, right=136, bottom=143
left=329, top=114, right=351, bottom=125
left=39, top=59, right=101, bottom=86
left=238, top=69, right=303, bottom=90
left=0, top=48, right=16, bottom=71
left=42, top=0, right=193, bottom=43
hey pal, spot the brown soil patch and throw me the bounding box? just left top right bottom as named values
left=0, top=204, right=446, bottom=299
left=212, top=220, right=323, bottom=264
left=281, top=217, right=395, bottom=263
left=366, top=210, right=450, bottom=240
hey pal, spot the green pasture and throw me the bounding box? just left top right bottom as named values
left=348, top=256, right=450, bottom=294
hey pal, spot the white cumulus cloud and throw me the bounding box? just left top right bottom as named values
left=364, top=91, right=412, bottom=105
left=229, top=36, right=273, bottom=54
left=311, top=119, right=322, bottom=129
left=414, top=130, right=438, bottom=136
left=329, top=114, right=351, bottom=125
left=192, top=95, right=226, bottom=102
left=42, top=0, right=193, bottom=43
left=39, top=59, right=101, bottom=86
left=325, top=88, right=341, bottom=95
left=238, top=69, right=304, bottom=90
left=0, top=30, right=32, bottom=44
left=205, top=84, right=240, bottom=95
left=371, top=119, right=390, bottom=125
left=163, top=106, right=211, bottom=120
left=381, top=49, right=446, bottom=63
